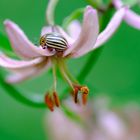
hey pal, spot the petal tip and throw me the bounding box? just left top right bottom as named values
left=4, top=19, right=12, bottom=26
left=85, top=5, right=97, bottom=15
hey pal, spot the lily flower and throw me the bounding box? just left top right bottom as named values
left=113, top=0, right=140, bottom=29
left=0, top=5, right=127, bottom=111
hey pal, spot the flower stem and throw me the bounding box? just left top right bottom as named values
left=46, top=0, right=59, bottom=26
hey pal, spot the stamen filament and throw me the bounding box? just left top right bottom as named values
left=60, top=59, right=79, bottom=84
left=52, top=62, right=57, bottom=91
left=59, top=65, right=74, bottom=90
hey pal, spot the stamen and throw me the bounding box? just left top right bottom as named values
left=52, top=60, right=57, bottom=91
left=45, top=93, right=54, bottom=111
left=53, top=91, right=60, bottom=107
left=73, top=87, right=79, bottom=103
left=59, top=63, right=74, bottom=90
left=80, top=86, right=89, bottom=105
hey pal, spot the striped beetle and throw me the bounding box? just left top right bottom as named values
left=40, top=32, right=68, bottom=52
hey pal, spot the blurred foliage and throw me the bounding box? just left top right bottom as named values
left=0, top=0, right=140, bottom=140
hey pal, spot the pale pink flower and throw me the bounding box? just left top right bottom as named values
left=113, top=0, right=140, bottom=29
left=45, top=98, right=140, bottom=140
left=0, top=5, right=127, bottom=110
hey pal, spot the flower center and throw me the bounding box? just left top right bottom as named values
left=40, top=32, right=68, bottom=53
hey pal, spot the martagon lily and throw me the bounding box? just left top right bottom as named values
left=0, top=3, right=127, bottom=111
left=113, top=0, right=140, bottom=29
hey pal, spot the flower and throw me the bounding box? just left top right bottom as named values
left=45, top=98, right=140, bottom=140
left=113, top=0, right=140, bottom=29
left=0, top=5, right=127, bottom=111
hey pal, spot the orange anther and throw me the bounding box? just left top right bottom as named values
left=53, top=92, right=60, bottom=107
left=80, top=86, right=89, bottom=105
left=45, top=93, right=54, bottom=111
left=82, top=93, right=88, bottom=105
left=73, top=87, right=79, bottom=103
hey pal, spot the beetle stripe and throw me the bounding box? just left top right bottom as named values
left=46, top=42, right=66, bottom=49
left=46, top=41, right=67, bottom=47
left=46, top=37, right=67, bottom=44
left=46, top=39, right=67, bottom=46
left=46, top=43, right=65, bottom=50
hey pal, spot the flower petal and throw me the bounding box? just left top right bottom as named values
left=0, top=52, right=45, bottom=70
left=41, top=26, right=52, bottom=36
left=113, top=0, right=140, bottom=29
left=94, top=7, right=127, bottom=49
left=113, top=0, right=123, bottom=8
left=64, top=6, right=99, bottom=58
left=67, top=20, right=81, bottom=40
left=4, top=20, right=55, bottom=59
left=56, top=26, right=75, bottom=44
left=124, top=10, right=140, bottom=29
left=6, top=59, right=51, bottom=83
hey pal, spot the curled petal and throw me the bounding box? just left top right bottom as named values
left=113, top=0, right=140, bottom=29
left=4, top=20, right=55, bottom=59
left=67, top=20, right=81, bottom=40
left=41, top=26, right=52, bottom=36
left=94, top=7, right=127, bottom=49
left=124, top=10, right=140, bottom=29
left=0, top=52, right=45, bottom=70
left=64, top=6, right=99, bottom=58
left=6, top=59, right=51, bottom=83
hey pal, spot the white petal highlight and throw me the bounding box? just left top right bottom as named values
left=0, top=52, right=45, bottom=70
left=94, top=7, right=126, bottom=49
left=6, top=59, right=51, bottom=83
left=64, top=6, right=99, bottom=58
left=4, top=20, right=55, bottom=59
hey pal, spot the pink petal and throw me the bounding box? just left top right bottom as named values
left=6, top=59, right=51, bottom=83
left=64, top=6, right=99, bottom=58
left=124, top=10, right=140, bottom=29
left=94, top=7, right=127, bottom=49
left=41, top=26, right=52, bottom=36
left=0, top=52, right=45, bottom=70
left=113, top=0, right=123, bottom=8
left=4, top=20, right=55, bottom=59
left=56, top=26, right=75, bottom=44
left=67, top=20, right=81, bottom=40
left=113, top=0, right=140, bottom=29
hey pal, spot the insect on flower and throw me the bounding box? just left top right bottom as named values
left=0, top=4, right=127, bottom=111
left=40, top=32, right=68, bottom=52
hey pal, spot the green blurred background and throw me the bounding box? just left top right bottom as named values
left=0, top=0, right=140, bottom=140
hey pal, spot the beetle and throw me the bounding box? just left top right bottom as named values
left=40, top=32, right=68, bottom=52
